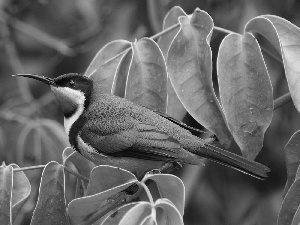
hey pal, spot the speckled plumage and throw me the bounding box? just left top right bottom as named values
left=16, top=73, right=270, bottom=179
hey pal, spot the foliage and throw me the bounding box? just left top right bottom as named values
left=2, top=1, right=300, bottom=225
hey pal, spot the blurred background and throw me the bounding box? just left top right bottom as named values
left=1, top=0, right=300, bottom=224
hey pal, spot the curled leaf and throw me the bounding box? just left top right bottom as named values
left=143, top=173, right=185, bottom=216
left=246, top=15, right=300, bottom=113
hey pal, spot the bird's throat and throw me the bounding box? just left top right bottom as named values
left=51, top=86, right=85, bottom=135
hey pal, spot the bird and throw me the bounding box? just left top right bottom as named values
left=14, top=73, right=270, bottom=179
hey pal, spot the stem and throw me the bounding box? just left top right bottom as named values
left=150, top=23, right=180, bottom=40
left=140, top=182, right=154, bottom=205
left=13, top=164, right=89, bottom=182
left=274, top=92, right=292, bottom=110
left=63, top=166, right=89, bottom=182
left=13, top=165, right=45, bottom=172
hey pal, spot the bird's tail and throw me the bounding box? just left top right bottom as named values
left=197, top=143, right=270, bottom=179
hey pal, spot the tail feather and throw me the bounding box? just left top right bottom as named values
left=198, top=144, right=270, bottom=179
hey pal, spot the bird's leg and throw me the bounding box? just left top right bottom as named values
left=148, top=161, right=183, bottom=174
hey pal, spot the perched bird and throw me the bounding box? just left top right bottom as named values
left=15, top=73, right=270, bottom=179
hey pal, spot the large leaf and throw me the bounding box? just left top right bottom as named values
left=166, top=8, right=231, bottom=147
left=125, top=38, right=168, bottom=112
left=68, top=166, right=139, bottom=225
left=0, top=163, right=13, bottom=225
left=158, top=6, right=187, bottom=120
left=85, top=40, right=131, bottom=94
left=31, top=161, right=69, bottom=225
left=217, top=32, right=273, bottom=159
left=87, top=165, right=138, bottom=196
left=143, top=173, right=185, bottom=216
left=278, top=177, right=300, bottom=225
left=10, top=164, right=31, bottom=222
left=111, top=49, right=133, bottom=97
left=283, top=130, right=300, bottom=196
left=245, top=15, right=300, bottom=113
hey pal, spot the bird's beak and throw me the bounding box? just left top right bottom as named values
left=13, top=74, right=57, bottom=86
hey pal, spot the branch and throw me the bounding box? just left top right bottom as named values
left=274, top=92, right=292, bottom=110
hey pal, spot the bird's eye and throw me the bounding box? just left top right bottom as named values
left=69, top=80, right=75, bottom=87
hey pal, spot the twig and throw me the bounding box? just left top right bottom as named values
left=13, top=163, right=89, bottom=182
left=150, top=23, right=180, bottom=40
left=274, top=92, right=292, bottom=110
left=63, top=166, right=89, bottom=182
left=13, top=165, right=45, bottom=172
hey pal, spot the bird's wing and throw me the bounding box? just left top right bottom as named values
left=80, top=122, right=183, bottom=161
left=152, top=109, right=207, bottom=136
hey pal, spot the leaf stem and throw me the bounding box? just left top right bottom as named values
left=150, top=23, right=180, bottom=40
left=13, top=164, right=89, bottom=182
left=63, top=166, right=89, bottom=182
left=274, top=92, right=292, bottom=110
left=13, top=165, right=45, bottom=172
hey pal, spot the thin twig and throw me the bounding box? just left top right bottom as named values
left=63, top=166, right=89, bottom=182
left=274, top=92, right=292, bottom=110
left=150, top=23, right=180, bottom=40
left=13, top=163, right=89, bottom=182
left=13, top=165, right=45, bottom=172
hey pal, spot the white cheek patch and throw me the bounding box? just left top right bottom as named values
left=51, top=86, right=85, bottom=136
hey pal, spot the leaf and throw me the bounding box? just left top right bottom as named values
left=0, top=163, right=13, bottom=225
left=111, top=49, right=133, bottom=97
left=68, top=166, right=139, bottom=225
left=166, top=8, right=231, bottom=147
left=155, top=198, right=183, bottom=225
left=283, top=130, right=300, bottom=196
left=31, top=161, right=69, bottom=225
left=119, top=198, right=183, bottom=225
left=143, top=173, right=185, bottom=216
left=119, top=202, right=152, bottom=225
left=85, top=40, right=131, bottom=77
left=158, top=6, right=187, bottom=58
left=157, top=6, right=187, bottom=120
left=292, top=204, right=300, bottom=225
left=100, top=202, right=138, bottom=225
left=87, top=165, right=138, bottom=196
left=217, top=32, right=273, bottom=159
left=245, top=15, right=300, bottom=113
left=85, top=40, right=131, bottom=94
left=63, top=149, right=96, bottom=181
left=10, top=164, right=31, bottom=222
left=278, top=177, right=300, bottom=225
left=125, top=38, right=168, bottom=112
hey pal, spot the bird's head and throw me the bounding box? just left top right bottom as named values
left=14, top=73, right=93, bottom=118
